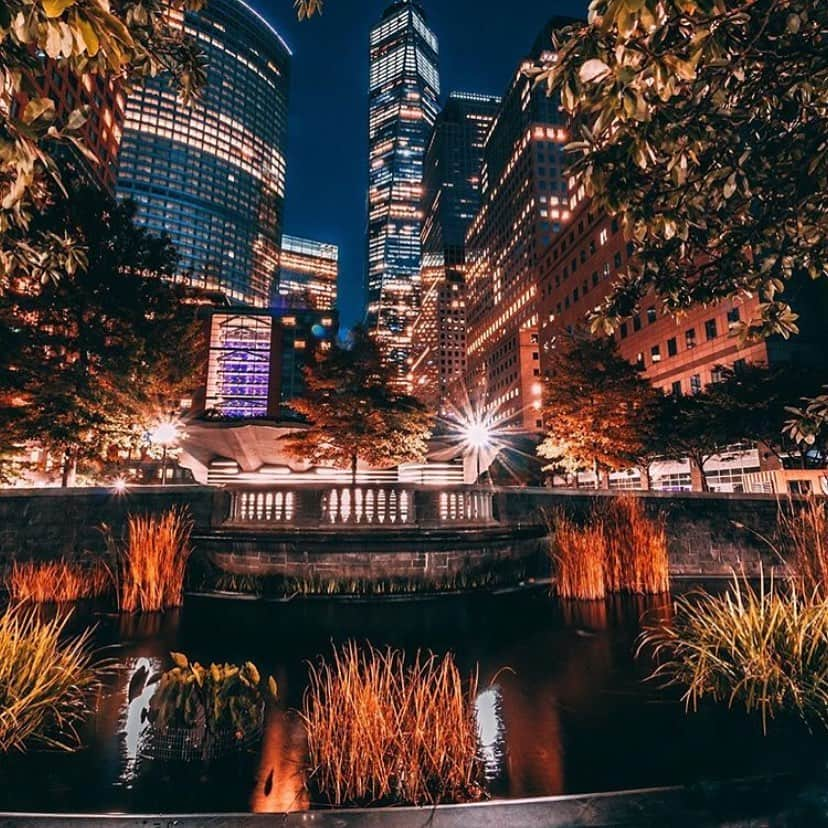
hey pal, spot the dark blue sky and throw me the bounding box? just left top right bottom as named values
left=261, top=0, right=587, bottom=329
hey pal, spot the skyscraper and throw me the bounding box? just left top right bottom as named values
left=411, top=92, right=501, bottom=413
left=465, top=19, right=576, bottom=431
left=116, top=0, right=291, bottom=307
left=277, top=235, right=339, bottom=312
left=367, top=0, right=440, bottom=387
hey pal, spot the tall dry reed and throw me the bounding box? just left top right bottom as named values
left=7, top=560, right=112, bottom=604
left=119, top=508, right=193, bottom=613
left=303, top=642, right=482, bottom=807
left=0, top=605, right=101, bottom=752
left=548, top=497, right=670, bottom=600
left=640, top=571, right=828, bottom=734
left=779, top=498, right=828, bottom=596
left=551, top=510, right=607, bottom=600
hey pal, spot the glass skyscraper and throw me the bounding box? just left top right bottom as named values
left=116, top=0, right=291, bottom=307
left=367, top=0, right=440, bottom=387
left=412, top=92, right=501, bottom=412
left=277, top=235, right=339, bottom=312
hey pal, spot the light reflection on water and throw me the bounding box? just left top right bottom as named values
left=0, top=589, right=814, bottom=814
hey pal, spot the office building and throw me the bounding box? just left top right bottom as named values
left=464, top=19, right=577, bottom=432
left=204, top=308, right=337, bottom=420
left=367, top=0, right=440, bottom=387
left=411, top=92, right=500, bottom=413
left=276, top=235, right=339, bottom=311
left=116, top=0, right=291, bottom=307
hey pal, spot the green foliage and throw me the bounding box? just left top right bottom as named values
left=641, top=573, right=828, bottom=734
left=537, top=331, right=660, bottom=479
left=529, top=1, right=828, bottom=340
left=294, top=0, right=323, bottom=19
left=1, top=0, right=207, bottom=288
left=283, top=326, right=433, bottom=484
left=0, top=181, right=208, bottom=485
left=785, top=389, right=828, bottom=458
left=148, top=653, right=276, bottom=738
left=0, top=605, right=101, bottom=752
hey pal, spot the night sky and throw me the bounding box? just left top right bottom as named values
left=262, top=0, right=587, bottom=330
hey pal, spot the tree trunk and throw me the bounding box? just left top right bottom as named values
left=351, top=453, right=358, bottom=487
left=61, top=448, right=77, bottom=488
left=689, top=455, right=709, bottom=493
left=639, top=464, right=652, bottom=491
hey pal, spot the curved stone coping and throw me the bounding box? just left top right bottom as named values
left=0, top=775, right=813, bottom=827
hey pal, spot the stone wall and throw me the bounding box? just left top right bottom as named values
left=0, top=486, right=796, bottom=579
left=495, top=489, right=790, bottom=577
left=0, top=487, right=220, bottom=563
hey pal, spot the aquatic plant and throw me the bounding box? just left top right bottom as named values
left=148, top=653, right=277, bottom=739
left=778, top=498, right=828, bottom=597
left=119, top=508, right=193, bottom=613
left=0, top=605, right=101, bottom=752
left=640, top=572, right=828, bottom=734
left=6, top=559, right=112, bottom=604
left=550, top=510, right=607, bottom=600
left=548, top=497, right=669, bottom=600
left=303, top=642, right=482, bottom=807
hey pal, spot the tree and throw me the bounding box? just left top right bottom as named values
left=282, top=327, right=432, bottom=485
left=1, top=0, right=208, bottom=290
left=537, top=332, right=661, bottom=487
left=0, top=181, right=207, bottom=486
left=784, top=389, right=828, bottom=466
left=528, top=1, right=827, bottom=341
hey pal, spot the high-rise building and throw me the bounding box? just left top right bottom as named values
left=411, top=92, right=500, bottom=413
left=116, top=0, right=291, bottom=307
left=464, top=19, right=577, bottom=431
left=204, top=308, right=338, bottom=420
left=277, top=235, right=339, bottom=312
left=367, top=0, right=440, bottom=387
left=12, top=62, right=125, bottom=192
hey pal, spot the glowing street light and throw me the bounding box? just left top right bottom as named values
left=150, top=420, right=181, bottom=487
left=463, top=419, right=492, bottom=484
left=112, top=477, right=129, bottom=495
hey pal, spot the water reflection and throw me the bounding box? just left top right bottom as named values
left=119, top=657, right=162, bottom=785
left=475, top=686, right=506, bottom=783
left=251, top=710, right=309, bottom=813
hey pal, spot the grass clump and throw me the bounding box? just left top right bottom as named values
left=6, top=559, right=112, bottom=604
left=303, top=642, right=482, bottom=807
left=549, top=497, right=669, bottom=600
left=0, top=605, right=101, bottom=752
left=779, top=498, right=828, bottom=596
left=119, top=508, right=193, bottom=613
left=640, top=572, right=828, bottom=734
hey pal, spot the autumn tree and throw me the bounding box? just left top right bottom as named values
left=537, top=332, right=660, bottom=487
left=0, top=182, right=207, bottom=486
left=529, top=1, right=827, bottom=341
left=283, top=327, right=432, bottom=485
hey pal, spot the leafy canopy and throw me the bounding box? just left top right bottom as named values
left=0, top=182, right=207, bottom=484
left=283, top=327, right=432, bottom=481
left=529, top=0, right=827, bottom=340
left=537, top=331, right=660, bottom=476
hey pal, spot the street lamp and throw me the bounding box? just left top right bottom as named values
left=150, top=421, right=180, bottom=487
left=463, top=419, right=491, bottom=484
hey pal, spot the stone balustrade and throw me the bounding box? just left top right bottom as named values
left=225, top=485, right=496, bottom=529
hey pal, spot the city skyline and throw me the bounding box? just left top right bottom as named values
left=267, top=0, right=587, bottom=330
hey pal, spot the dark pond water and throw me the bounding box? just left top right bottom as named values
left=0, top=588, right=821, bottom=814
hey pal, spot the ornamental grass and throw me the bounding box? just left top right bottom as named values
left=303, top=642, right=482, bottom=808
left=548, top=497, right=669, bottom=601
left=6, top=559, right=112, bottom=604
left=551, top=510, right=608, bottom=600
left=778, top=497, right=828, bottom=597
left=119, top=508, right=193, bottom=613
left=639, top=571, right=828, bottom=734
left=0, top=604, right=101, bottom=753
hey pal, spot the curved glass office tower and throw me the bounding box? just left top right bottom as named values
left=367, top=0, right=440, bottom=388
left=116, top=0, right=291, bottom=307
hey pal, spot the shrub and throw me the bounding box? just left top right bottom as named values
left=778, top=498, right=828, bottom=596
left=640, top=572, right=828, bottom=734
left=303, top=642, right=482, bottom=807
left=0, top=605, right=101, bottom=752
left=6, top=559, right=112, bottom=604
left=119, top=508, right=193, bottom=613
